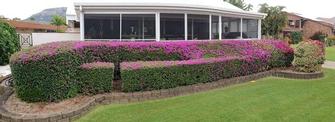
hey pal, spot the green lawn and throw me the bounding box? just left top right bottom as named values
left=77, top=69, right=335, bottom=122
left=326, top=46, right=335, bottom=61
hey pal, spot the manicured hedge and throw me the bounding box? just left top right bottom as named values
left=10, top=40, right=293, bottom=102
left=78, top=62, right=114, bottom=94
left=121, top=56, right=268, bottom=92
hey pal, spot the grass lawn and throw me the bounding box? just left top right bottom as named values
left=326, top=46, right=335, bottom=61
left=77, top=68, right=335, bottom=122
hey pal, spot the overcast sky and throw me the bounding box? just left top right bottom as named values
left=0, top=0, right=334, bottom=19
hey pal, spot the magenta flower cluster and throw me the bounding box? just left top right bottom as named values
left=11, top=40, right=293, bottom=65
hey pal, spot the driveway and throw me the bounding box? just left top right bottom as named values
left=323, top=61, right=335, bottom=69
left=0, top=65, right=11, bottom=76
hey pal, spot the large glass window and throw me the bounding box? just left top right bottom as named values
left=160, top=14, right=185, bottom=40
left=188, top=14, right=209, bottom=40
left=84, top=14, right=120, bottom=39
left=211, top=16, right=219, bottom=40
left=242, top=19, right=258, bottom=38
left=222, top=17, right=242, bottom=39
left=122, top=14, right=155, bottom=41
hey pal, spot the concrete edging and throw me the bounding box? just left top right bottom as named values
left=0, top=70, right=324, bottom=122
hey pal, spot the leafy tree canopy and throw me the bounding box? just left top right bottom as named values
left=224, top=0, right=253, bottom=11
left=259, top=3, right=287, bottom=39
left=50, top=15, right=67, bottom=32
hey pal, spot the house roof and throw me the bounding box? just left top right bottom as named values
left=73, top=0, right=266, bottom=18
left=7, top=20, right=66, bottom=31
left=286, top=12, right=334, bottom=29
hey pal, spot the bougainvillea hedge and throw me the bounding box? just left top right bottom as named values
left=10, top=40, right=293, bottom=102
left=78, top=62, right=114, bottom=94
left=121, top=56, right=268, bottom=92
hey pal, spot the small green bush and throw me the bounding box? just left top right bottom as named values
left=325, top=36, right=335, bottom=47
left=310, top=32, right=327, bottom=43
left=0, top=21, right=20, bottom=65
left=293, top=41, right=325, bottom=73
left=290, top=31, right=303, bottom=44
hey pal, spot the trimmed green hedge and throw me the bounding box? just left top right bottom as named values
left=77, top=67, right=114, bottom=95
left=121, top=57, right=267, bottom=92
left=11, top=52, right=81, bottom=102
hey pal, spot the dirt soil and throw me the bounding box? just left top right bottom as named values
left=4, top=94, right=95, bottom=116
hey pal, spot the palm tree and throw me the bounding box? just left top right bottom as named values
left=259, top=3, right=287, bottom=39
left=50, top=15, right=67, bottom=32
left=223, top=0, right=253, bottom=11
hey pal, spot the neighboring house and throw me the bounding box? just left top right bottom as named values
left=69, top=0, right=266, bottom=41
left=66, top=5, right=80, bottom=33
left=283, top=12, right=335, bottom=39
left=7, top=20, right=66, bottom=33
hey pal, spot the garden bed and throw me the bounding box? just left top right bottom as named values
left=4, top=94, right=94, bottom=115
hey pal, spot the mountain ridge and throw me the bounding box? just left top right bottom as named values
left=25, top=7, right=67, bottom=24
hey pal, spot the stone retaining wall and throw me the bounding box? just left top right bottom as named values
left=0, top=70, right=324, bottom=122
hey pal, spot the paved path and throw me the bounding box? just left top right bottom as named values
left=0, top=65, right=10, bottom=76
left=322, top=61, right=335, bottom=69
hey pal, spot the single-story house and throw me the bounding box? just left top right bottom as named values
left=70, top=0, right=266, bottom=41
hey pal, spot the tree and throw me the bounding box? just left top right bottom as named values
left=0, top=21, right=20, bottom=65
left=259, top=3, right=287, bottom=39
left=223, top=0, right=253, bottom=11
left=50, top=15, right=67, bottom=32
left=28, top=17, right=35, bottom=21
left=12, top=17, right=21, bottom=21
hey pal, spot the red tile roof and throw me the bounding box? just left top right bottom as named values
left=7, top=20, right=66, bottom=31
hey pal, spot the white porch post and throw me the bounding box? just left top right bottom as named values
left=184, top=13, right=188, bottom=40
left=155, top=12, right=160, bottom=41
left=240, top=18, right=243, bottom=39
left=120, top=14, right=122, bottom=41
left=219, top=16, right=222, bottom=40
left=79, top=6, right=84, bottom=40
left=258, top=19, right=262, bottom=39
left=209, top=15, right=212, bottom=40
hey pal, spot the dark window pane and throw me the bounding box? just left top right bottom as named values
left=84, top=14, right=120, bottom=39
left=188, top=14, right=209, bottom=40
left=222, top=17, right=241, bottom=39
left=211, top=16, right=219, bottom=39
left=122, top=14, right=155, bottom=41
left=160, top=14, right=185, bottom=40
left=242, top=19, right=258, bottom=38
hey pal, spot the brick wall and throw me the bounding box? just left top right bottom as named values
left=303, top=20, right=334, bottom=39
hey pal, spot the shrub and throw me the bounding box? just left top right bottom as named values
left=325, top=36, right=335, bottom=47
left=10, top=40, right=293, bottom=102
left=121, top=56, right=268, bottom=92
left=310, top=31, right=327, bottom=43
left=77, top=62, right=114, bottom=95
left=250, top=40, right=294, bottom=68
left=0, top=21, right=20, bottom=65
left=290, top=31, right=303, bottom=44
left=293, top=40, right=325, bottom=73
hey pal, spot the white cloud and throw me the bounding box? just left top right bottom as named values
left=0, top=0, right=333, bottom=19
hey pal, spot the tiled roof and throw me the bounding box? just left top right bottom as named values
left=7, top=20, right=66, bottom=31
